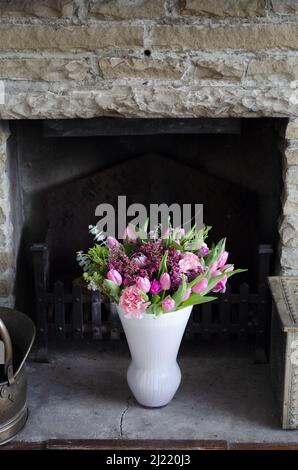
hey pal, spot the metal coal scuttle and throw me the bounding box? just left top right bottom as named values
left=0, top=308, right=35, bottom=444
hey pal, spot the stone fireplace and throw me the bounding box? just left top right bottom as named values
left=0, top=0, right=297, bottom=313
left=0, top=0, right=298, bottom=447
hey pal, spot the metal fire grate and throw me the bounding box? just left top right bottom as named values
left=31, top=244, right=272, bottom=362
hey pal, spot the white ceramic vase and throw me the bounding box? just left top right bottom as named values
left=117, top=305, right=193, bottom=408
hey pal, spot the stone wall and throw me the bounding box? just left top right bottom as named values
left=0, top=122, right=15, bottom=307
left=0, top=0, right=296, bottom=118
left=0, top=0, right=297, bottom=300
left=280, top=118, right=298, bottom=275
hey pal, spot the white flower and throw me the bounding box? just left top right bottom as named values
left=87, top=280, right=98, bottom=291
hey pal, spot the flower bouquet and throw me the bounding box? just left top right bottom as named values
left=77, top=222, right=245, bottom=407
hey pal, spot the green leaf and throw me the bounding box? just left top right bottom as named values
left=184, top=225, right=196, bottom=240
left=147, top=303, right=163, bottom=317
left=202, top=273, right=226, bottom=294
left=202, top=269, right=247, bottom=295
left=205, top=247, right=219, bottom=268
left=103, top=279, right=120, bottom=300
left=226, top=268, right=247, bottom=278
left=170, top=240, right=182, bottom=250
left=122, top=243, right=137, bottom=255
left=140, top=291, right=149, bottom=302
left=172, top=274, right=187, bottom=307
left=216, top=237, right=226, bottom=254
left=137, top=219, right=151, bottom=241
left=202, top=225, right=212, bottom=241
left=177, top=294, right=217, bottom=309
left=204, top=238, right=226, bottom=268
left=140, top=218, right=149, bottom=236
left=151, top=294, right=161, bottom=304
left=87, top=244, right=108, bottom=264
left=158, top=251, right=168, bottom=277
left=184, top=239, right=201, bottom=251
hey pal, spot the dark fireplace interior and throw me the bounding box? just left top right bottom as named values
left=7, top=117, right=285, bottom=354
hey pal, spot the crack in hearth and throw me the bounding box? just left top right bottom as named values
left=119, top=396, right=132, bottom=438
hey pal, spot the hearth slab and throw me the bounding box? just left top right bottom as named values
left=8, top=340, right=298, bottom=445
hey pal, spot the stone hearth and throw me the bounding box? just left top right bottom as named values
left=0, top=0, right=297, bottom=307
left=13, top=340, right=298, bottom=445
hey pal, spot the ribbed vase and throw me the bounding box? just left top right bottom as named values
left=117, top=306, right=192, bottom=407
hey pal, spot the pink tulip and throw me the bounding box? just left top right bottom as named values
left=107, top=269, right=122, bottom=286
left=212, top=275, right=228, bottom=293
left=162, top=228, right=170, bottom=239
left=222, top=264, right=234, bottom=273
left=136, top=276, right=151, bottom=293
left=160, top=273, right=171, bottom=290
left=209, top=262, right=218, bottom=275
left=150, top=279, right=162, bottom=295
left=162, top=297, right=175, bottom=312
left=123, top=225, right=137, bottom=241
left=192, top=278, right=208, bottom=294
left=107, top=236, right=120, bottom=249
left=217, top=251, right=229, bottom=268
left=199, top=243, right=209, bottom=257
left=211, top=269, right=222, bottom=278
left=183, top=288, right=191, bottom=301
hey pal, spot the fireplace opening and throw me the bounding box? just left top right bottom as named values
left=7, top=117, right=285, bottom=359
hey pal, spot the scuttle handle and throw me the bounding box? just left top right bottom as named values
left=0, top=318, right=14, bottom=385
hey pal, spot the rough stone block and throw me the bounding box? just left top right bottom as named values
left=0, top=25, right=144, bottom=51
left=98, top=57, right=183, bottom=80
left=272, top=0, right=298, bottom=15
left=0, top=0, right=73, bottom=18
left=279, top=215, right=298, bottom=247
left=0, top=252, right=13, bottom=273
left=0, top=229, right=7, bottom=248
left=0, top=207, right=6, bottom=228
left=248, top=57, right=298, bottom=81
left=89, top=0, right=164, bottom=19
left=280, top=246, right=298, bottom=270
left=193, top=59, right=243, bottom=81
left=181, top=0, right=266, bottom=17
left=269, top=277, right=298, bottom=429
left=286, top=120, right=298, bottom=140
left=283, top=184, right=298, bottom=215
left=285, top=166, right=298, bottom=186
left=0, top=58, right=97, bottom=81
left=285, top=147, right=298, bottom=165
left=0, top=85, right=296, bottom=119
left=152, top=24, right=298, bottom=50
left=0, top=280, right=10, bottom=297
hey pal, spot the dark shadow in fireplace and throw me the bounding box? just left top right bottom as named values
left=8, top=117, right=285, bottom=355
